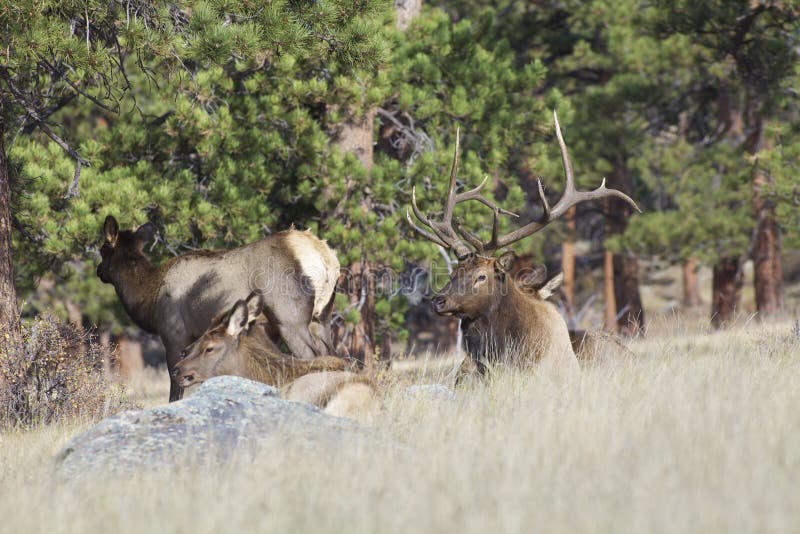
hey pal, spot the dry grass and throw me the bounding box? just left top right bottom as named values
left=0, top=317, right=138, bottom=428
left=2, top=321, right=800, bottom=534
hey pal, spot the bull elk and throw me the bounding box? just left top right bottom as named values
left=407, top=112, right=640, bottom=376
left=96, top=216, right=340, bottom=401
left=172, top=293, right=349, bottom=388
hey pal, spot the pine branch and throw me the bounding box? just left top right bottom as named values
left=0, top=66, right=90, bottom=198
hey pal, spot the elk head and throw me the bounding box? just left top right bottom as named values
left=431, top=251, right=516, bottom=319
left=408, top=111, right=640, bottom=319
left=171, top=293, right=263, bottom=387
left=96, top=215, right=156, bottom=283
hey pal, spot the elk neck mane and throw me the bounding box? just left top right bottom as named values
left=487, top=274, right=541, bottom=317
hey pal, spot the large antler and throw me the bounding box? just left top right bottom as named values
left=407, top=111, right=641, bottom=258
left=482, top=111, right=640, bottom=252
left=406, top=128, right=517, bottom=259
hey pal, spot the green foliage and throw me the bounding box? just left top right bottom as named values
left=6, top=0, right=797, bottom=346
left=6, top=1, right=554, bottom=349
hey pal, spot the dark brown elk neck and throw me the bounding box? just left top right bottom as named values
left=238, top=332, right=346, bottom=387
left=111, top=257, right=172, bottom=334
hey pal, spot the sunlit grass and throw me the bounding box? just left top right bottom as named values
left=1, top=321, right=799, bottom=534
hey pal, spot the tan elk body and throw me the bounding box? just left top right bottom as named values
left=407, top=112, right=639, bottom=377
left=97, top=217, right=339, bottom=401
left=174, top=295, right=377, bottom=421
left=172, top=294, right=347, bottom=388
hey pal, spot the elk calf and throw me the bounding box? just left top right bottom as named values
left=172, top=294, right=347, bottom=388
left=96, top=217, right=339, bottom=401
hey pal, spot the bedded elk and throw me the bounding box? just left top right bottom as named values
left=407, top=112, right=639, bottom=376
left=173, top=294, right=377, bottom=421
left=96, top=216, right=339, bottom=401
left=172, top=293, right=348, bottom=388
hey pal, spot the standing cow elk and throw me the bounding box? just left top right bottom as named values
left=96, top=217, right=340, bottom=401
left=407, top=112, right=640, bottom=376
left=172, top=293, right=348, bottom=388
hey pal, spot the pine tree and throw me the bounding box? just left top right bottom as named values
left=6, top=1, right=554, bottom=359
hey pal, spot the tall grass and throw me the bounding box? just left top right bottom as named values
left=1, top=322, right=799, bottom=534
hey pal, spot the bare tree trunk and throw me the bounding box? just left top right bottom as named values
left=328, top=94, right=376, bottom=365
left=613, top=253, right=644, bottom=336
left=605, top=159, right=643, bottom=335
left=561, top=206, right=576, bottom=325
left=0, top=122, right=19, bottom=335
left=711, top=256, right=744, bottom=328
left=339, top=260, right=376, bottom=367
left=329, top=108, right=375, bottom=171
left=682, top=257, right=700, bottom=307
left=394, top=0, right=421, bottom=30
left=603, top=248, right=618, bottom=334
left=749, top=124, right=784, bottom=318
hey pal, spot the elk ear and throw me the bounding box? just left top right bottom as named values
left=226, top=301, right=249, bottom=337
left=134, top=222, right=156, bottom=249
left=244, top=292, right=263, bottom=326
left=495, top=250, right=516, bottom=273
left=538, top=272, right=564, bottom=300
left=103, top=216, right=119, bottom=245
left=516, top=264, right=547, bottom=290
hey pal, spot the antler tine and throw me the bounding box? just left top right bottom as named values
left=411, top=186, right=466, bottom=250
left=483, top=110, right=641, bottom=252
left=454, top=219, right=485, bottom=253
left=442, top=127, right=460, bottom=224
left=553, top=110, right=575, bottom=199
left=404, top=129, right=482, bottom=259
left=486, top=208, right=501, bottom=251
left=453, top=176, right=520, bottom=218
left=406, top=208, right=449, bottom=248
left=536, top=178, right=551, bottom=221
left=549, top=110, right=641, bottom=219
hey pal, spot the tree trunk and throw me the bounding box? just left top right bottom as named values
left=605, top=158, right=643, bottom=336
left=711, top=256, right=744, bottom=328
left=329, top=108, right=375, bottom=171
left=603, top=248, right=618, bottom=334
left=682, top=257, right=700, bottom=307
left=613, top=253, right=644, bottom=336
left=0, top=122, right=19, bottom=335
left=328, top=98, right=376, bottom=365
left=338, top=260, right=376, bottom=367
left=561, top=206, right=576, bottom=327
left=749, top=122, right=783, bottom=318
left=394, top=0, right=421, bottom=30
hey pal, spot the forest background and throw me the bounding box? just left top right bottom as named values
left=1, top=0, right=798, bottom=364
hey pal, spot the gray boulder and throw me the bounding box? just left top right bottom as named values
left=55, top=376, right=377, bottom=480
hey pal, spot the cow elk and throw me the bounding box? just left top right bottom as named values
left=407, top=112, right=640, bottom=377
left=172, top=293, right=348, bottom=388
left=97, top=217, right=340, bottom=401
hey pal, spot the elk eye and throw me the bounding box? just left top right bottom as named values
left=205, top=347, right=213, bottom=353
left=476, top=274, right=487, bottom=282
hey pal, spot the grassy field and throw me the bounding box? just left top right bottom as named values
left=1, top=320, right=799, bottom=534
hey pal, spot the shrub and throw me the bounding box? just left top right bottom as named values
left=0, top=316, right=138, bottom=429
